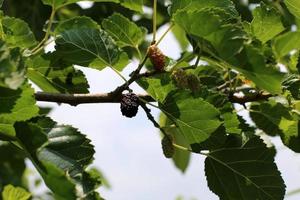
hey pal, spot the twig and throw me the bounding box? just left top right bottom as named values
left=228, top=92, right=273, bottom=104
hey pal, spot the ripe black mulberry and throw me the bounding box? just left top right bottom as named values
left=120, top=93, right=139, bottom=118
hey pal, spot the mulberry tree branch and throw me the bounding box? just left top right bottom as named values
left=34, top=91, right=273, bottom=106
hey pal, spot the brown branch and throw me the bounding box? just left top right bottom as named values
left=34, top=91, right=273, bottom=106
left=228, top=92, right=273, bottom=104
left=34, top=92, right=154, bottom=106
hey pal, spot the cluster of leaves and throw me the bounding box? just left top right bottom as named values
left=1, top=0, right=300, bottom=199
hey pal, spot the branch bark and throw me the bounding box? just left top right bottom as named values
left=34, top=92, right=154, bottom=106
left=34, top=91, right=273, bottom=106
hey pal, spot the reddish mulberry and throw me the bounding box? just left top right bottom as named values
left=147, top=45, right=166, bottom=71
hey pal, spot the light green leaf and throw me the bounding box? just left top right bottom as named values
left=120, top=0, right=143, bottom=13
left=251, top=4, right=284, bottom=43
left=273, top=31, right=300, bottom=58
left=160, top=113, right=190, bottom=173
left=0, top=41, right=25, bottom=89
left=137, top=73, right=177, bottom=103
left=102, top=13, right=147, bottom=48
left=170, top=0, right=238, bottom=17
left=221, top=103, right=241, bottom=135
left=55, top=28, right=122, bottom=71
left=205, top=136, right=286, bottom=200
left=26, top=55, right=90, bottom=93
left=0, top=84, right=39, bottom=140
left=14, top=117, right=100, bottom=199
left=284, top=0, right=300, bottom=19
left=55, top=16, right=99, bottom=34
left=161, top=91, right=222, bottom=145
left=2, top=185, right=31, bottom=200
left=2, top=16, right=36, bottom=48
left=174, top=9, right=245, bottom=60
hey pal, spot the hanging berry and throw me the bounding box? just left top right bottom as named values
left=161, top=135, right=174, bottom=158
left=147, top=44, right=166, bottom=71
left=120, top=93, right=139, bottom=118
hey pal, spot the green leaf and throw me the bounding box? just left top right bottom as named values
left=102, top=13, right=146, bottom=48
left=234, top=45, right=284, bottom=94
left=26, top=55, right=90, bottom=93
left=55, top=28, right=122, bottom=71
left=120, top=0, right=143, bottom=13
left=55, top=16, right=99, bottom=34
left=174, top=9, right=245, bottom=60
left=284, top=0, right=300, bottom=19
left=0, top=0, right=3, bottom=7
left=170, top=0, right=238, bottom=17
left=282, top=74, right=300, bottom=99
left=193, top=87, right=241, bottom=135
left=161, top=91, right=222, bottom=145
left=42, top=0, right=142, bottom=12
left=0, top=84, right=39, bottom=140
left=42, top=0, right=119, bottom=9
left=14, top=117, right=100, bottom=199
left=251, top=4, right=284, bottom=43
left=220, top=103, right=241, bottom=135
left=160, top=113, right=191, bottom=173
left=273, top=31, right=300, bottom=58
left=250, top=100, right=300, bottom=152
left=205, top=136, right=286, bottom=200
left=2, top=185, right=31, bottom=200
left=137, top=73, right=177, bottom=103
left=2, top=16, right=37, bottom=48
left=2, top=0, right=52, bottom=40
left=0, top=143, right=26, bottom=192
left=0, top=41, right=25, bottom=89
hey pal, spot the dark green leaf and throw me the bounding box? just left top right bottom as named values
left=0, top=143, right=26, bottom=192
left=234, top=45, right=284, bottom=94
left=282, top=74, right=300, bottom=99
left=55, top=16, right=99, bottom=34
left=14, top=117, right=100, bottom=199
left=55, top=28, right=122, bottom=71
left=250, top=100, right=300, bottom=152
left=205, top=136, right=286, bottom=200
left=26, top=55, right=90, bottom=93
left=2, top=0, right=52, bottom=40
